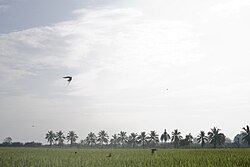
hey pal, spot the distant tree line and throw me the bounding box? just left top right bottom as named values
left=1, top=125, right=249, bottom=148
left=0, top=139, right=42, bottom=147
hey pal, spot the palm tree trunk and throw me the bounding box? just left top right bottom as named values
left=247, top=140, right=250, bottom=147
left=201, top=141, right=204, bottom=148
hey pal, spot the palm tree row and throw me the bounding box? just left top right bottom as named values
left=84, top=130, right=161, bottom=148
left=45, top=130, right=78, bottom=146
left=45, top=125, right=250, bottom=148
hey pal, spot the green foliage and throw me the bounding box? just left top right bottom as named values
left=171, top=129, right=182, bottom=148
left=3, top=137, right=12, bottom=145
left=180, top=133, right=193, bottom=147
left=160, top=129, right=170, bottom=143
left=45, top=131, right=56, bottom=146
left=97, top=130, right=109, bottom=146
left=85, top=132, right=97, bottom=147
left=0, top=148, right=250, bottom=167
left=147, top=131, right=159, bottom=147
left=66, top=131, right=78, bottom=145
left=118, top=131, right=128, bottom=148
left=55, top=131, right=65, bottom=146
left=110, top=134, right=119, bottom=147
left=137, top=132, right=147, bottom=148
left=208, top=127, right=225, bottom=148
left=242, top=125, right=250, bottom=147
left=197, top=131, right=208, bottom=147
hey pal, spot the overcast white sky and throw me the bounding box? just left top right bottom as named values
left=0, top=0, right=250, bottom=143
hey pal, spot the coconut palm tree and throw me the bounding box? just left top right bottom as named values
left=180, top=133, right=193, bottom=147
left=242, top=125, right=250, bottom=147
left=55, top=130, right=65, bottom=146
left=137, top=132, right=147, bottom=148
left=233, top=134, right=242, bottom=148
left=197, top=131, right=208, bottom=147
left=208, top=127, right=225, bottom=148
left=66, top=131, right=78, bottom=146
left=186, top=133, right=193, bottom=145
left=97, top=130, right=109, bottom=147
left=118, top=131, right=128, bottom=148
left=171, top=129, right=182, bottom=148
left=110, top=134, right=119, bottom=147
left=128, top=132, right=138, bottom=148
left=160, top=129, right=170, bottom=147
left=147, top=131, right=159, bottom=147
left=85, top=132, right=97, bottom=147
left=45, top=130, right=56, bottom=146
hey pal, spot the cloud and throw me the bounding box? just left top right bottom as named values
left=210, top=0, right=250, bottom=17
left=0, top=7, right=203, bottom=98
left=67, top=8, right=203, bottom=96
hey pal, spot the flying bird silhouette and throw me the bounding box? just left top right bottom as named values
left=63, top=76, right=72, bottom=85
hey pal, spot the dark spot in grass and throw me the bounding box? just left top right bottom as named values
left=106, top=152, right=111, bottom=157
left=151, top=148, right=157, bottom=155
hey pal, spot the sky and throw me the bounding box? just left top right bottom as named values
left=0, top=0, right=250, bottom=144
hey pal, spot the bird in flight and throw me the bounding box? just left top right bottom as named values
left=63, top=76, right=73, bottom=85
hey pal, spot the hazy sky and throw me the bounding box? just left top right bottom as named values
left=1, top=0, right=250, bottom=143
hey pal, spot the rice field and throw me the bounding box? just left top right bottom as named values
left=0, top=148, right=250, bottom=167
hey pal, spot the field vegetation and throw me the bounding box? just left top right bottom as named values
left=0, top=148, right=250, bottom=167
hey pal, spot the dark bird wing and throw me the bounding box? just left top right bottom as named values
left=63, top=76, right=71, bottom=79
left=63, top=76, right=72, bottom=86
left=63, top=76, right=72, bottom=81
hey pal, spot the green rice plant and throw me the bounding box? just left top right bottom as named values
left=0, top=148, right=250, bottom=167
